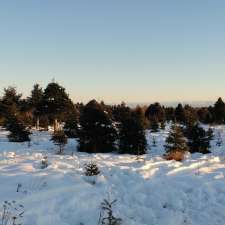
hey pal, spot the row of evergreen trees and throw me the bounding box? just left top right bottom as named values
left=0, top=82, right=223, bottom=156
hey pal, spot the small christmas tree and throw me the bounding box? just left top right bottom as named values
left=51, top=130, right=68, bottom=154
left=5, top=116, right=31, bottom=142
left=84, top=162, right=100, bottom=176
left=164, top=123, right=187, bottom=161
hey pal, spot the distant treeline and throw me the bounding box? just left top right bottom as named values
left=0, top=82, right=224, bottom=157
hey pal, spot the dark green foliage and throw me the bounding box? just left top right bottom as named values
left=165, top=123, right=187, bottom=153
left=1, top=87, right=22, bottom=117
left=63, top=113, right=78, bottom=138
left=186, top=123, right=213, bottom=154
left=78, top=100, right=117, bottom=153
left=145, top=102, right=165, bottom=130
left=111, top=102, right=131, bottom=122
left=134, top=106, right=149, bottom=129
left=118, top=111, right=147, bottom=155
left=145, top=102, right=165, bottom=122
left=51, top=130, right=68, bottom=154
left=38, top=82, right=74, bottom=128
left=197, top=107, right=213, bottom=124
left=184, top=105, right=198, bottom=126
left=84, top=162, right=100, bottom=176
left=175, top=103, right=186, bottom=124
left=213, top=97, right=225, bottom=124
left=4, top=116, right=31, bottom=142
left=165, top=107, right=175, bottom=122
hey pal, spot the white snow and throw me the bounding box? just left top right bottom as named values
left=0, top=125, right=225, bottom=225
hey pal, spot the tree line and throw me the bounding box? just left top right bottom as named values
left=0, top=82, right=224, bottom=158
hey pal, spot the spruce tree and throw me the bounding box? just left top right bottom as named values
left=118, top=111, right=147, bottom=155
left=213, top=97, right=225, bottom=124
left=175, top=103, right=186, bottom=124
left=4, top=115, right=31, bottom=142
left=78, top=100, right=117, bottom=153
left=63, top=112, right=78, bottom=138
left=38, top=82, right=74, bottom=130
left=165, top=123, right=187, bottom=153
left=51, top=130, right=68, bottom=154
left=1, top=87, right=22, bottom=117
left=145, top=102, right=165, bottom=130
left=186, top=123, right=213, bottom=154
left=29, top=83, right=43, bottom=129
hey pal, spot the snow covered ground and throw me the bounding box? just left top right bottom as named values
left=1, top=126, right=225, bottom=225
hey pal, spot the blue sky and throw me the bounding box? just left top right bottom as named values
left=0, top=0, right=225, bottom=103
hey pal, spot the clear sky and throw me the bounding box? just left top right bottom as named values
left=0, top=0, right=225, bottom=103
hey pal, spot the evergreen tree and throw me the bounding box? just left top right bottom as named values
left=165, top=107, right=175, bottom=122
left=186, top=123, right=213, bottom=154
left=1, top=87, right=22, bottom=117
left=29, top=83, right=43, bottom=129
left=78, top=100, right=117, bottom=153
left=38, top=82, right=74, bottom=130
left=184, top=105, right=198, bottom=126
left=51, top=130, right=68, bottom=154
left=118, top=111, right=147, bottom=155
left=213, top=97, right=225, bottom=124
left=165, top=123, right=187, bottom=153
left=4, top=115, right=31, bottom=142
left=63, top=112, right=78, bottom=138
left=197, top=107, right=213, bottom=124
left=145, top=102, right=165, bottom=130
left=134, top=105, right=149, bottom=129
left=175, top=103, right=186, bottom=124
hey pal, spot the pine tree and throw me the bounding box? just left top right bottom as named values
left=1, top=87, right=22, bottom=117
left=4, top=115, right=31, bottom=142
left=186, top=123, right=213, bottom=154
left=118, top=111, right=147, bottom=155
left=145, top=102, right=165, bottom=130
left=175, top=103, right=186, bottom=124
left=78, top=100, right=117, bottom=153
left=29, top=83, right=43, bottom=129
left=165, top=123, right=187, bottom=153
left=84, top=162, right=100, bottom=176
left=63, top=112, right=78, bottom=138
left=51, top=130, right=68, bottom=154
left=164, top=123, right=187, bottom=161
left=38, top=82, right=74, bottom=131
left=213, top=97, right=225, bottom=124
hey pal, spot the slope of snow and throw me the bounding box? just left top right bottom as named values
left=0, top=126, right=225, bottom=225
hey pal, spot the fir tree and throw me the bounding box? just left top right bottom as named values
left=84, top=162, right=100, bottom=176
left=38, top=82, right=74, bottom=131
left=51, top=130, right=68, bottom=154
left=118, top=111, right=147, bottom=155
left=165, top=123, right=187, bottom=152
left=4, top=115, right=31, bottom=142
left=78, top=100, right=117, bottom=153
left=1, top=87, right=22, bottom=117
left=213, top=97, right=225, bottom=124
left=186, top=123, right=213, bottom=154
left=175, top=103, right=186, bottom=124
left=29, top=83, right=43, bottom=129
left=63, top=112, right=78, bottom=138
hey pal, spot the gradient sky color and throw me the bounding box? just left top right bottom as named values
left=0, top=0, right=225, bottom=103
